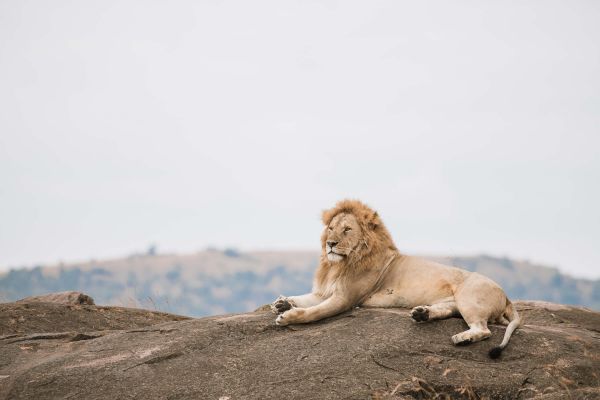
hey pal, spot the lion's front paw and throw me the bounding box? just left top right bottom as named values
left=270, top=295, right=294, bottom=315
left=275, top=308, right=305, bottom=326
left=275, top=313, right=289, bottom=326
left=410, top=306, right=430, bottom=322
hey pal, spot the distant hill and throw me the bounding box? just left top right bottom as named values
left=1, top=250, right=598, bottom=316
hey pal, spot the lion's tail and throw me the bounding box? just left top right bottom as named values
left=488, top=301, right=521, bottom=359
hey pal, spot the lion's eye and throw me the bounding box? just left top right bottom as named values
left=328, top=227, right=333, bottom=231
left=344, top=227, right=352, bottom=233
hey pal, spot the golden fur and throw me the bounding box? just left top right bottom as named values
left=271, top=199, right=521, bottom=358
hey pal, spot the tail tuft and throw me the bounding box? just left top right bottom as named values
left=488, top=346, right=503, bottom=359
left=488, top=301, right=521, bottom=360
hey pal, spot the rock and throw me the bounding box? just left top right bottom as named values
left=17, top=291, right=95, bottom=305
left=0, top=299, right=599, bottom=399
left=0, top=300, right=189, bottom=336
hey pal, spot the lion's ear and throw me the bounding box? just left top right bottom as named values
left=367, top=212, right=379, bottom=230
left=321, top=208, right=334, bottom=226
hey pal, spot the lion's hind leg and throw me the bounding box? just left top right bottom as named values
left=450, top=273, right=507, bottom=345
left=410, top=300, right=458, bottom=322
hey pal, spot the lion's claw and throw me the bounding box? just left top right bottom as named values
left=270, top=295, right=293, bottom=315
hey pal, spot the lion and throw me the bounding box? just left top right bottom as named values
left=271, top=199, right=521, bottom=359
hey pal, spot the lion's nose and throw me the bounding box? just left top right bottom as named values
left=327, top=241, right=338, bottom=248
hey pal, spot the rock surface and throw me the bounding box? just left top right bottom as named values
left=0, top=300, right=189, bottom=336
left=0, top=298, right=599, bottom=399
left=17, top=291, right=96, bottom=305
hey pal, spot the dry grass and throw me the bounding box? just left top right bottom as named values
left=371, top=376, right=484, bottom=400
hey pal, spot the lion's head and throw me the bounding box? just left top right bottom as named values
left=320, top=199, right=397, bottom=267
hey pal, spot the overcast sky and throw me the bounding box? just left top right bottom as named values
left=1, top=1, right=599, bottom=279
